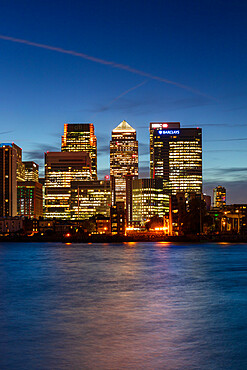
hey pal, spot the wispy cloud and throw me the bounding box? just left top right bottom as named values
left=0, top=130, right=14, bottom=135
left=0, top=34, right=215, bottom=99
left=24, top=143, right=60, bottom=162
left=207, top=137, right=247, bottom=142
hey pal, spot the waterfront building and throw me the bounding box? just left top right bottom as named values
left=44, top=151, right=92, bottom=219
left=70, top=180, right=111, bottom=220
left=110, top=120, right=138, bottom=205
left=0, top=217, right=23, bottom=235
left=17, top=181, right=43, bottom=219
left=150, top=122, right=202, bottom=195
left=0, top=143, right=24, bottom=217
left=23, top=161, right=39, bottom=182
left=61, top=123, right=97, bottom=179
left=110, top=201, right=126, bottom=235
left=213, top=186, right=226, bottom=208
left=132, top=178, right=169, bottom=224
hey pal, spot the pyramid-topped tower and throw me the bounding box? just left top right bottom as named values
left=112, top=120, right=136, bottom=132
left=110, top=120, right=138, bottom=206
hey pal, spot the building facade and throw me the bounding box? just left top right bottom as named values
left=150, top=122, right=202, bottom=195
left=44, top=151, right=92, bottom=219
left=61, top=123, right=97, bottom=179
left=17, top=181, right=43, bottom=219
left=70, top=180, right=111, bottom=220
left=0, top=143, right=24, bottom=217
left=110, top=120, right=138, bottom=205
left=23, top=161, right=39, bottom=182
left=132, top=178, right=169, bottom=224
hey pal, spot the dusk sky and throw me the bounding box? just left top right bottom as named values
left=0, top=0, right=247, bottom=203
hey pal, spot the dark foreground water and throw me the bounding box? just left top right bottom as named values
left=0, top=242, right=247, bottom=369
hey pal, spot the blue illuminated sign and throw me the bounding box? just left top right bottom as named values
left=158, top=130, right=180, bottom=135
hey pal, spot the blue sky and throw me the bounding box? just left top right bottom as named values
left=0, top=0, right=247, bottom=203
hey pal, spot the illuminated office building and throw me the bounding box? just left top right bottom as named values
left=70, top=180, right=111, bottom=220
left=0, top=143, right=24, bottom=217
left=132, top=178, right=169, bottom=224
left=44, top=151, right=92, bottom=219
left=213, top=186, right=226, bottom=208
left=150, top=122, right=202, bottom=194
left=62, top=123, right=97, bottom=179
left=110, top=120, right=138, bottom=204
left=17, top=181, right=43, bottom=219
left=23, top=161, right=39, bottom=182
left=150, top=122, right=180, bottom=179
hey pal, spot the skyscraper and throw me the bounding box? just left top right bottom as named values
left=150, top=122, right=180, bottom=179
left=150, top=122, right=202, bottom=195
left=0, top=143, right=24, bottom=217
left=61, top=123, right=97, bottom=179
left=110, top=120, right=138, bottom=204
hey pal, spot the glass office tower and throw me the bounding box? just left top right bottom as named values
left=110, top=120, right=138, bottom=204
left=150, top=122, right=202, bottom=195
left=62, top=123, right=97, bottom=179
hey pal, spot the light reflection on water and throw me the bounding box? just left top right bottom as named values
left=0, top=242, right=247, bottom=369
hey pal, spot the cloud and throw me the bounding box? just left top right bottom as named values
left=23, top=143, right=60, bottom=162
left=205, top=167, right=247, bottom=175
left=0, top=34, right=215, bottom=99
left=206, top=137, right=247, bottom=142
left=205, top=149, right=247, bottom=153
left=0, top=130, right=14, bottom=135
left=139, top=142, right=150, bottom=156
left=97, top=145, right=109, bottom=156
left=139, top=165, right=150, bottom=178
left=97, top=168, right=110, bottom=179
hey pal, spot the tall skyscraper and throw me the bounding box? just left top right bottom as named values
left=61, top=123, right=97, bottom=179
left=150, top=122, right=180, bottom=179
left=110, top=120, right=138, bottom=204
left=44, top=151, right=92, bottom=219
left=0, top=143, right=24, bottom=217
left=150, top=122, right=202, bottom=195
left=213, top=186, right=226, bottom=208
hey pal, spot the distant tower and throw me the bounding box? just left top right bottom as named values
left=110, top=120, right=138, bottom=205
left=213, top=186, right=226, bottom=208
left=62, top=123, right=97, bottom=179
left=0, top=143, right=24, bottom=217
left=23, top=161, right=39, bottom=182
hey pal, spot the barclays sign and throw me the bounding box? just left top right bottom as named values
left=158, top=130, right=180, bottom=135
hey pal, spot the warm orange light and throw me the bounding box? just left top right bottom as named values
left=65, top=233, right=71, bottom=237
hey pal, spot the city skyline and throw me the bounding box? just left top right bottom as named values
left=0, top=1, right=247, bottom=203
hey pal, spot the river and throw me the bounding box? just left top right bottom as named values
left=0, top=242, right=247, bottom=369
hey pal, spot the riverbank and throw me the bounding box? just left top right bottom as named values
left=1, top=234, right=247, bottom=243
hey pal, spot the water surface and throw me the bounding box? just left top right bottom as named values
left=0, top=242, right=247, bottom=369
